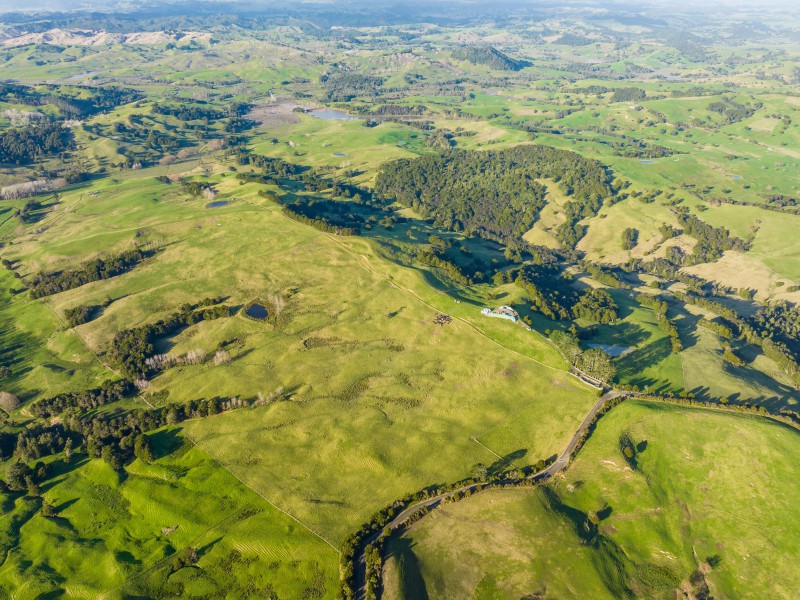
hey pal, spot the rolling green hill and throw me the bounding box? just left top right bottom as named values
left=383, top=400, right=800, bottom=600
left=0, top=1, right=798, bottom=597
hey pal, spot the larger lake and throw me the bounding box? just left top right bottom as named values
left=309, top=108, right=358, bottom=121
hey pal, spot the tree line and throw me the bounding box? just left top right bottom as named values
left=106, top=298, right=231, bottom=378
left=342, top=393, right=626, bottom=600
left=2, top=382, right=253, bottom=476
left=281, top=204, right=360, bottom=236
left=0, top=82, right=142, bottom=119
left=28, top=248, right=149, bottom=298
left=678, top=292, right=800, bottom=386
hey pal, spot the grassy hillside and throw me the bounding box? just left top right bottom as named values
left=0, top=429, right=338, bottom=599
left=0, top=157, right=598, bottom=561
left=0, top=5, right=798, bottom=597
left=383, top=400, right=800, bottom=599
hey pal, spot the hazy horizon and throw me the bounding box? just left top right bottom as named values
left=0, top=0, right=798, bottom=14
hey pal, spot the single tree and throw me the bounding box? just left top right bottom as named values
left=134, top=434, right=155, bottom=464
left=0, top=391, right=19, bottom=412
left=25, top=476, right=41, bottom=498
left=101, top=445, right=123, bottom=471
left=6, top=463, right=30, bottom=491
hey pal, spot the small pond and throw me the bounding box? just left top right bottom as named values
left=246, top=303, right=269, bottom=320
left=206, top=201, right=230, bottom=208
left=587, top=343, right=633, bottom=358
left=639, top=160, right=655, bottom=164
left=333, top=152, right=347, bottom=157
left=309, top=108, right=358, bottom=121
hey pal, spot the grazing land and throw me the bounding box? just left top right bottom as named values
left=0, top=0, right=798, bottom=597
left=383, top=400, right=800, bottom=600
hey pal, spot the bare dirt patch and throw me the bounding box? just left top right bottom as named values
left=247, top=99, right=303, bottom=129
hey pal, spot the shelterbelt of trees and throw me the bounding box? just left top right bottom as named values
left=0, top=82, right=143, bottom=119
left=28, top=248, right=150, bottom=298
left=375, top=145, right=614, bottom=246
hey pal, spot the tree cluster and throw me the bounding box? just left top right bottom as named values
left=622, top=227, right=638, bottom=250
left=0, top=121, right=73, bottom=165
left=106, top=299, right=231, bottom=378
left=582, top=262, right=629, bottom=289
left=754, top=302, right=800, bottom=357
left=698, top=318, right=734, bottom=339
left=0, top=82, right=141, bottom=119
left=550, top=330, right=616, bottom=381
left=29, top=248, right=149, bottom=298
left=675, top=209, right=750, bottom=265
left=515, top=264, right=576, bottom=321
left=450, top=46, right=527, bottom=71
left=281, top=204, right=360, bottom=236
left=320, top=73, right=384, bottom=102
left=235, top=151, right=303, bottom=178
left=29, top=380, right=130, bottom=419
left=572, top=289, right=619, bottom=324
left=64, top=304, right=94, bottom=328
left=0, top=178, right=65, bottom=200
left=376, top=145, right=612, bottom=246
left=611, top=87, right=646, bottom=103
left=152, top=102, right=224, bottom=122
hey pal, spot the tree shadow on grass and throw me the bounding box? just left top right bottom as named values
left=40, top=456, right=90, bottom=493
left=149, top=428, right=185, bottom=460
left=53, top=498, right=80, bottom=514
left=583, top=322, right=650, bottom=349
left=597, top=504, right=613, bottom=521
left=541, top=487, right=634, bottom=598
left=486, top=448, right=528, bottom=477
left=616, top=337, right=678, bottom=394
left=33, top=586, right=65, bottom=600
left=385, top=537, right=429, bottom=600
left=607, top=289, right=639, bottom=321
left=115, top=550, right=141, bottom=567
left=197, top=536, right=223, bottom=560
left=671, top=305, right=703, bottom=351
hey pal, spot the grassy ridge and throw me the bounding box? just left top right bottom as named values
left=0, top=12, right=798, bottom=596
left=0, top=429, right=338, bottom=599
left=383, top=400, right=800, bottom=599
left=2, top=158, right=596, bottom=564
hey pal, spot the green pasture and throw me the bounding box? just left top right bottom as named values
left=1, top=162, right=596, bottom=546
left=384, top=400, right=800, bottom=600
left=0, top=430, right=337, bottom=599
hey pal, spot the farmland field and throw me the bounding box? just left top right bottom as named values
left=0, top=0, right=798, bottom=597
left=383, top=400, right=800, bottom=600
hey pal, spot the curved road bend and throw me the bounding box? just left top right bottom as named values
left=353, top=390, right=627, bottom=599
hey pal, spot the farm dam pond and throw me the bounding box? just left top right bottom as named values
left=246, top=303, right=269, bottom=320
